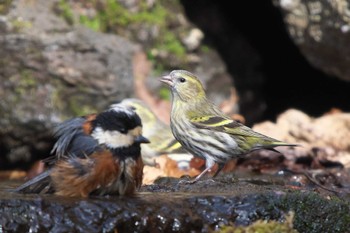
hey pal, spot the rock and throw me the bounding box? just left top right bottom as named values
left=0, top=0, right=239, bottom=171
left=1, top=174, right=350, bottom=232
left=274, top=0, right=350, bottom=81
left=253, top=108, right=350, bottom=166
left=0, top=0, right=138, bottom=169
left=182, top=28, right=204, bottom=51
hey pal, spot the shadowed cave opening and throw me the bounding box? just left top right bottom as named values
left=181, top=0, right=350, bottom=125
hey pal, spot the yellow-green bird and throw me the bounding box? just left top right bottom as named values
left=114, top=98, right=193, bottom=168
left=160, top=70, right=297, bottom=183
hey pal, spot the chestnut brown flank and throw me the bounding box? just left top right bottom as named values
left=51, top=151, right=119, bottom=197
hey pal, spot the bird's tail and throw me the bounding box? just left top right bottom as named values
left=249, top=139, right=298, bottom=153
left=261, top=141, right=299, bottom=154
left=270, top=141, right=299, bottom=148
left=12, top=170, right=53, bottom=194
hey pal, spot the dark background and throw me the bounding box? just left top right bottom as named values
left=181, top=0, right=350, bottom=124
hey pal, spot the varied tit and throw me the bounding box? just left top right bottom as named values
left=113, top=98, right=193, bottom=169
left=14, top=105, right=149, bottom=197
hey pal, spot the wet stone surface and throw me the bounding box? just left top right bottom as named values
left=1, top=173, right=350, bottom=233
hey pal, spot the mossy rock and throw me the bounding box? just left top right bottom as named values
left=3, top=173, right=349, bottom=232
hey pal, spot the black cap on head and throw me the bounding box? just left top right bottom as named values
left=92, top=108, right=142, bottom=133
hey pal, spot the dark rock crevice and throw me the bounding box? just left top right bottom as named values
left=180, top=0, right=350, bottom=124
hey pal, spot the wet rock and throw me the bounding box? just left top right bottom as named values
left=274, top=0, right=350, bottom=82
left=1, top=174, right=350, bottom=233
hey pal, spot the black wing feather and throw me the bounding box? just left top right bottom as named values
left=15, top=116, right=100, bottom=194
left=13, top=170, right=53, bottom=194
left=51, top=116, right=99, bottom=159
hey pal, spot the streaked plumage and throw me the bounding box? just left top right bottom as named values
left=161, top=70, right=296, bottom=183
left=113, top=98, right=193, bottom=169
left=14, top=106, right=149, bottom=197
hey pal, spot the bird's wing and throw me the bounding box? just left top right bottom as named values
left=16, top=115, right=101, bottom=194
left=190, top=115, right=275, bottom=139
left=12, top=170, right=54, bottom=194
left=50, top=115, right=100, bottom=160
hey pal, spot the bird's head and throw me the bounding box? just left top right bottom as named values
left=91, top=106, right=150, bottom=149
left=114, top=98, right=157, bottom=125
left=160, top=70, right=206, bottom=102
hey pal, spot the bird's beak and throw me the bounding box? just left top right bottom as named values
left=160, top=75, right=174, bottom=87
left=135, top=135, right=150, bottom=144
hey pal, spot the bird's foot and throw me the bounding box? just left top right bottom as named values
left=178, top=179, right=195, bottom=185
left=178, top=177, right=216, bottom=185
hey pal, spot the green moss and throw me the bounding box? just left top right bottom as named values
left=20, top=70, right=37, bottom=86
left=0, top=0, right=12, bottom=14
left=51, top=83, right=97, bottom=119
left=13, top=69, right=37, bottom=96
left=67, top=95, right=96, bottom=116
left=55, top=0, right=189, bottom=73
left=51, top=87, right=64, bottom=112
left=217, top=212, right=298, bottom=233
left=96, top=0, right=168, bottom=28
left=277, top=191, right=350, bottom=233
left=159, top=32, right=186, bottom=58
left=57, top=0, right=74, bottom=25
left=10, top=19, right=32, bottom=32
left=79, top=15, right=101, bottom=31
left=215, top=191, right=350, bottom=233
left=78, top=0, right=169, bottom=31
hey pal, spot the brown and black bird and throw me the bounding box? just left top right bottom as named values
left=14, top=105, right=149, bottom=197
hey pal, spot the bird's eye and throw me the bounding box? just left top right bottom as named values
left=179, top=77, right=186, bottom=83
left=120, top=128, right=127, bottom=134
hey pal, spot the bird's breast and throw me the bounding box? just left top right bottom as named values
left=51, top=149, right=143, bottom=197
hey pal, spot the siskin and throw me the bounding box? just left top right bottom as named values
left=160, top=70, right=297, bottom=183
left=114, top=98, right=193, bottom=169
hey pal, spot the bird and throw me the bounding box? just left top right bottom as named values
left=14, top=105, right=149, bottom=197
left=160, top=70, right=297, bottom=183
left=113, top=98, right=193, bottom=169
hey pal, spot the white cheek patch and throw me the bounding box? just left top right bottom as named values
left=91, top=127, right=133, bottom=148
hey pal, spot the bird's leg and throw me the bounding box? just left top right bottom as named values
left=212, top=163, right=225, bottom=178
left=186, top=166, right=213, bottom=184
left=179, top=159, right=216, bottom=184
